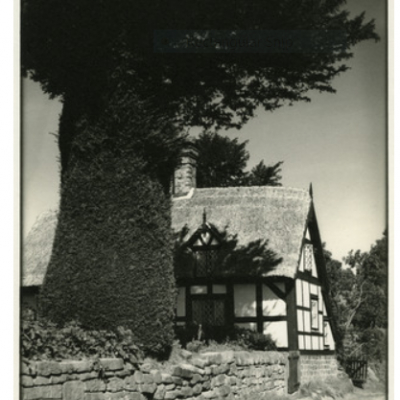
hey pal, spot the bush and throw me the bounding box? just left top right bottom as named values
left=21, top=319, right=143, bottom=363
left=175, top=325, right=277, bottom=352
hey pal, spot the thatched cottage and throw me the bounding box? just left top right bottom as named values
left=22, top=152, right=337, bottom=358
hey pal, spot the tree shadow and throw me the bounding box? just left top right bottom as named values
left=173, top=225, right=283, bottom=279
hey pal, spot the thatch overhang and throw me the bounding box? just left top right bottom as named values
left=172, top=186, right=311, bottom=279
left=22, top=209, right=58, bottom=287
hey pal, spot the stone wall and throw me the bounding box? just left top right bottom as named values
left=299, top=354, right=341, bottom=382
left=21, top=351, right=288, bottom=400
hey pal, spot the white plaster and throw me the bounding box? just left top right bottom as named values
left=296, top=280, right=303, bottom=306
left=319, top=314, right=323, bottom=334
left=305, top=228, right=311, bottom=240
left=323, top=301, right=327, bottom=316
left=213, top=284, right=227, bottom=294
left=311, top=252, right=318, bottom=277
left=303, top=281, right=310, bottom=308
left=297, top=309, right=304, bottom=332
left=298, top=248, right=304, bottom=272
left=304, top=310, right=311, bottom=332
left=298, top=335, right=305, bottom=350
left=234, top=284, right=256, bottom=317
left=312, top=335, right=320, bottom=350
left=263, top=321, right=288, bottom=348
left=310, top=283, right=318, bottom=295
left=318, top=287, right=323, bottom=311
left=262, top=285, right=286, bottom=316
left=191, top=285, right=207, bottom=294
left=324, top=321, right=335, bottom=350
left=305, top=335, right=311, bottom=350
left=176, top=287, right=186, bottom=317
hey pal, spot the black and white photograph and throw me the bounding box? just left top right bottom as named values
left=19, top=1, right=390, bottom=400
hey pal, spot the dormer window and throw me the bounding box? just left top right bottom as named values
left=188, top=221, right=221, bottom=278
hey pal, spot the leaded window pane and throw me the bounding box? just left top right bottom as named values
left=192, top=298, right=226, bottom=326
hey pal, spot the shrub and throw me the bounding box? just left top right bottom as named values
left=21, top=319, right=143, bottom=363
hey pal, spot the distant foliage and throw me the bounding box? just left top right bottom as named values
left=195, top=132, right=283, bottom=188
left=21, top=319, right=143, bottom=363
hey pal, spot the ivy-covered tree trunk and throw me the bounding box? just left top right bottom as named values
left=39, top=87, right=182, bottom=357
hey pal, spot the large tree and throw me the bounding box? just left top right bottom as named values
left=22, top=0, right=378, bottom=355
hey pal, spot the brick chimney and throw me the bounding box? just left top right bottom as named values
left=172, top=144, right=198, bottom=197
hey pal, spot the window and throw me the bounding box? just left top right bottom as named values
left=310, top=295, right=319, bottom=330
left=304, top=243, right=314, bottom=272
left=188, top=222, right=221, bottom=278
left=192, top=297, right=226, bottom=326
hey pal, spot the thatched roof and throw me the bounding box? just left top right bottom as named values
left=22, top=186, right=311, bottom=287
left=172, top=186, right=311, bottom=278
left=22, top=209, right=58, bottom=287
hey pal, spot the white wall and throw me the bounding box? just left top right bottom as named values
left=262, top=284, right=286, bottom=316
left=263, top=321, right=288, bottom=348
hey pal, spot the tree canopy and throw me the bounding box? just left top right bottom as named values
left=22, top=0, right=378, bottom=134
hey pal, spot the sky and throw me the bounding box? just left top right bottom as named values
left=21, top=0, right=387, bottom=262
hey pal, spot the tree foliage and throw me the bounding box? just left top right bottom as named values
left=195, top=132, right=283, bottom=188
left=325, top=231, right=388, bottom=364
left=22, top=0, right=379, bottom=133
left=39, top=92, right=182, bottom=357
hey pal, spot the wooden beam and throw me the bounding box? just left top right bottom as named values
left=256, top=282, right=263, bottom=333
left=285, top=280, right=299, bottom=351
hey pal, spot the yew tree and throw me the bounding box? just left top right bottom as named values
left=22, top=0, right=378, bottom=356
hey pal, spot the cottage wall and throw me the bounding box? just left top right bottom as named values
left=21, top=351, right=288, bottom=400
left=295, top=242, right=335, bottom=352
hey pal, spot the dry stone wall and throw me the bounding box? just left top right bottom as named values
left=21, top=351, right=288, bottom=400
left=299, top=354, right=342, bottom=382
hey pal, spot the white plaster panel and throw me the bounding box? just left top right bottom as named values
left=304, top=310, right=311, bottom=332
left=296, top=280, right=303, bottom=306
left=191, top=286, right=207, bottom=294
left=319, top=314, right=324, bottom=334
left=305, top=335, right=311, bottom=350
left=213, top=284, right=226, bottom=294
left=262, top=285, right=286, bottom=316
left=305, top=228, right=311, bottom=240
left=311, top=252, right=318, bottom=277
left=297, top=309, right=304, bottom=332
left=312, top=335, right=320, bottom=350
left=303, top=281, right=310, bottom=308
left=298, top=335, right=305, bottom=350
left=323, top=301, right=327, bottom=316
left=176, top=287, right=186, bottom=317
left=263, top=321, right=288, bottom=348
left=234, top=284, right=256, bottom=317
left=324, top=321, right=335, bottom=350
left=310, top=283, right=318, bottom=295
left=318, top=288, right=323, bottom=311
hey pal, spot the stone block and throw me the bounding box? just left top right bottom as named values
left=180, top=350, right=192, bottom=360
left=21, top=362, right=32, bottom=375
left=171, top=376, right=183, bottom=385
left=133, top=371, right=144, bottom=384
left=228, top=364, right=237, bottom=376
left=63, top=381, right=85, bottom=400
left=150, top=370, right=162, bottom=384
left=199, top=353, right=222, bottom=366
left=123, top=376, right=138, bottom=392
left=204, top=367, right=212, bottom=375
left=138, top=383, right=157, bottom=394
left=34, top=376, right=51, bottom=386
left=202, top=380, right=211, bottom=390
left=33, top=361, right=61, bottom=376
left=85, top=393, right=106, bottom=400
left=21, top=375, right=34, bottom=387
left=164, top=390, right=180, bottom=400
left=210, top=374, right=229, bottom=388
left=80, top=371, right=100, bottom=381
left=161, top=373, right=174, bottom=384
left=215, top=385, right=230, bottom=397
left=116, top=369, right=131, bottom=378
left=192, top=384, right=202, bottom=395
left=154, top=384, right=166, bottom=400
left=99, top=358, right=124, bottom=371
left=211, top=364, right=229, bottom=375
left=107, top=377, right=125, bottom=392
left=181, top=386, right=193, bottom=397
left=201, top=390, right=217, bottom=399
left=22, top=386, right=42, bottom=400
left=139, top=363, right=153, bottom=373
left=143, top=373, right=154, bottom=384
left=86, top=379, right=107, bottom=392
left=190, top=358, right=208, bottom=369
left=190, top=374, right=202, bottom=385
